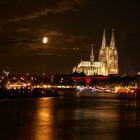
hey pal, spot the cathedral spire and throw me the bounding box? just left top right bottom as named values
left=90, top=44, right=94, bottom=64
left=110, top=28, right=115, bottom=48
left=98, top=29, right=106, bottom=62
left=101, top=29, right=106, bottom=49
left=108, top=29, right=119, bottom=74
left=91, top=44, right=94, bottom=56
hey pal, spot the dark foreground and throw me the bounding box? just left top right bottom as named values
left=0, top=94, right=140, bottom=140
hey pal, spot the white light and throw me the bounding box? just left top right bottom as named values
left=43, top=37, right=48, bottom=44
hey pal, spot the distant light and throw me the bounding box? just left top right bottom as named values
left=73, top=47, right=79, bottom=50
left=43, top=37, right=48, bottom=44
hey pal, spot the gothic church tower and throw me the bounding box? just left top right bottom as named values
left=72, top=29, right=119, bottom=76
left=98, top=29, right=108, bottom=75
left=98, top=29, right=119, bottom=75
left=108, top=29, right=119, bottom=74
left=99, top=29, right=107, bottom=64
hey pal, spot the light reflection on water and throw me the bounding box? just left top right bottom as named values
left=0, top=95, right=140, bottom=140
left=33, top=98, right=54, bottom=140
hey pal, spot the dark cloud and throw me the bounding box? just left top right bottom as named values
left=0, top=0, right=87, bottom=23
left=66, top=35, right=85, bottom=42
left=46, top=31, right=64, bottom=36
left=16, top=28, right=31, bottom=32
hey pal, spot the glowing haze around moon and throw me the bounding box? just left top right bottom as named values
left=43, top=37, right=48, bottom=44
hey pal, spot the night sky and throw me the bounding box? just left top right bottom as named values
left=0, top=0, right=139, bottom=75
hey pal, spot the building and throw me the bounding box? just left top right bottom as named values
left=73, top=29, right=119, bottom=76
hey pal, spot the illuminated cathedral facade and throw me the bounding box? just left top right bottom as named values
left=73, top=29, right=119, bottom=76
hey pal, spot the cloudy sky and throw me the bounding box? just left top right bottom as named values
left=0, top=0, right=139, bottom=74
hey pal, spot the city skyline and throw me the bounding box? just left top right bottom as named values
left=0, top=0, right=140, bottom=74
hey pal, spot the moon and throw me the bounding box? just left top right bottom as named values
left=43, top=37, right=48, bottom=44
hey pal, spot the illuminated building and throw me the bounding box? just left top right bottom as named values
left=73, top=29, right=119, bottom=75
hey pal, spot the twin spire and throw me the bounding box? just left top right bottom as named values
left=90, top=29, right=115, bottom=63
left=110, top=29, right=115, bottom=48
left=101, top=28, right=115, bottom=49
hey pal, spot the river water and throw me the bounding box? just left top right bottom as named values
left=0, top=94, right=140, bottom=140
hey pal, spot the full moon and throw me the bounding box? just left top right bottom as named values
left=43, top=37, right=48, bottom=44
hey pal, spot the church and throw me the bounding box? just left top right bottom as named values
left=73, top=29, right=119, bottom=76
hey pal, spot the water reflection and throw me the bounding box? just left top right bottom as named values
left=0, top=96, right=140, bottom=140
left=119, top=99, right=140, bottom=126
left=33, top=98, right=54, bottom=140
left=117, top=99, right=140, bottom=139
left=21, top=97, right=119, bottom=140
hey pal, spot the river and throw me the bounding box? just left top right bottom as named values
left=0, top=94, right=140, bottom=140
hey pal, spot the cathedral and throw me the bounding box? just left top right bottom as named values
left=73, top=29, right=119, bottom=76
